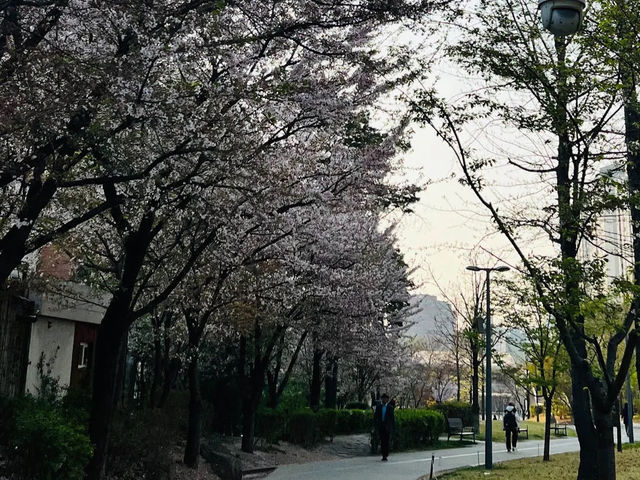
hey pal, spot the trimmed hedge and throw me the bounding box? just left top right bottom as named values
left=335, top=409, right=371, bottom=434
left=287, top=409, right=322, bottom=447
left=345, top=401, right=369, bottom=410
left=431, top=402, right=474, bottom=430
left=255, top=407, right=444, bottom=450
left=391, top=409, right=445, bottom=450
left=255, top=407, right=371, bottom=446
left=255, top=407, right=286, bottom=444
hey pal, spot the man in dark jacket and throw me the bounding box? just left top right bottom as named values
left=374, top=393, right=395, bottom=461
left=503, top=402, right=519, bottom=452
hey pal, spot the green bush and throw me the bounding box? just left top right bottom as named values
left=317, top=408, right=337, bottom=438
left=431, top=402, right=474, bottom=429
left=345, top=401, right=369, bottom=410
left=8, top=397, right=93, bottom=480
left=286, top=408, right=322, bottom=447
left=390, top=409, right=445, bottom=451
left=256, top=408, right=286, bottom=443
left=254, top=407, right=370, bottom=446
left=335, top=409, right=371, bottom=434
left=107, top=393, right=186, bottom=478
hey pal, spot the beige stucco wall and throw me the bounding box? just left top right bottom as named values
left=37, top=283, right=109, bottom=325
left=24, top=316, right=75, bottom=395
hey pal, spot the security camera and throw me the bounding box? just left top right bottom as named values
left=538, top=0, right=586, bottom=36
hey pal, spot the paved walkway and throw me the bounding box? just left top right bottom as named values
left=268, top=437, right=580, bottom=480
left=268, top=423, right=640, bottom=480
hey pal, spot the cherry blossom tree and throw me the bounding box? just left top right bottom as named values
left=2, top=2, right=450, bottom=477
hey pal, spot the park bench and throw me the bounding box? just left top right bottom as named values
left=446, top=417, right=476, bottom=443
left=518, top=424, right=529, bottom=439
left=550, top=416, right=567, bottom=436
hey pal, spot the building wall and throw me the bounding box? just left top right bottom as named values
left=406, top=294, right=455, bottom=344
left=0, top=292, right=33, bottom=397
left=24, top=316, right=75, bottom=394
left=580, top=167, right=634, bottom=282
left=69, top=323, right=98, bottom=391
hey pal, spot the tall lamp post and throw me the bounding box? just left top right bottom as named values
left=467, top=264, right=510, bottom=469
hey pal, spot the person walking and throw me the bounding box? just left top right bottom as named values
left=374, top=393, right=395, bottom=461
left=503, top=402, right=519, bottom=452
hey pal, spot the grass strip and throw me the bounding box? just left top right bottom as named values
left=426, top=443, right=640, bottom=480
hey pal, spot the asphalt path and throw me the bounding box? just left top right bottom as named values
left=267, top=423, right=640, bottom=480
left=267, top=436, right=581, bottom=480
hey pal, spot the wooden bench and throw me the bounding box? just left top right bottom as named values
left=550, top=416, right=567, bottom=436
left=447, top=417, right=476, bottom=443
left=518, top=425, right=529, bottom=439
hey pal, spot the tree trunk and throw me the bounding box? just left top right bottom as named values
left=324, top=357, right=338, bottom=409
left=241, top=396, right=257, bottom=453
left=266, top=373, right=279, bottom=409
left=157, top=313, right=176, bottom=408
left=138, top=360, right=146, bottom=408
left=149, top=315, right=164, bottom=408
left=85, top=214, right=155, bottom=480
left=593, top=406, right=616, bottom=480
left=571, top=373, right=598, bottom=480
left=158, top=357, right=180, bottom=408
left=471, top=357, right=480, bottom=431
left=455, top=357, right=461, bottom=402
left=615, top=398, right=622, bottom=453
left=126, top=355, right=136, bottom=406
left=0, top=178, right=56, bottom=285
left=86, top=314, right=130, bottom=480
left=184, top=355, right=202, bottom=468
left=480, top=364, right=485, bottom=421
left=543, top=392, right=552, bottom=461
left=266, top=337, right=283, bottom=409
left=241, top=371, right=264, bottom=453
left=309, top=348, right=323, bottom=411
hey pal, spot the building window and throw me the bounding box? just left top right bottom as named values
left=78, top=343, right=89, bottom=369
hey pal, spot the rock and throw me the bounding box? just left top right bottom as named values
left=200, top=441, right=242, bottom=480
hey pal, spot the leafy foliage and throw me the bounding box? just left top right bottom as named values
left=391, top=409, right=446, bottom=450
left=6, top=397, right=92, bottom=480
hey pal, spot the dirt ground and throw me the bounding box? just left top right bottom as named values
left=218, top=436, right=340, bottom=470
left=172, top=446, right=222, bottom=480
left=172, top=435, right=352, bottom=480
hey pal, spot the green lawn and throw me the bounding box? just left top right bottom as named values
left=476, top=420, right=576, bottom=442
left=426, top=444, right=640, bottom=480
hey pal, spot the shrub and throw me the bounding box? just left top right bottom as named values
left=335, top=409, right=370, bottom=434
left=255, top=407, right=370, bottom=446
left=345, top=401, right=369, bottom=410
left=107, top=393, right=186, bottom=479
left=8, top=397, right=92, bottom=480
left=431, top=402, right=474, bottom=428
left=390, top=409, right=445, bottom=451
left=317, top=408, right=337, bottom=438
left=256, top=408, right=286, bottom=444
left=286, top=408, right=322, bottom=447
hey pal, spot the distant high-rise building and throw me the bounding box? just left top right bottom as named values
left=580, top=167, right=633, bottom=282
left=405, top=294, right=455, bottom=344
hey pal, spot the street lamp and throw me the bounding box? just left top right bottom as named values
left=538, top=0, right=586, bottom=36
left=466, top=264, right=510, bottom=469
